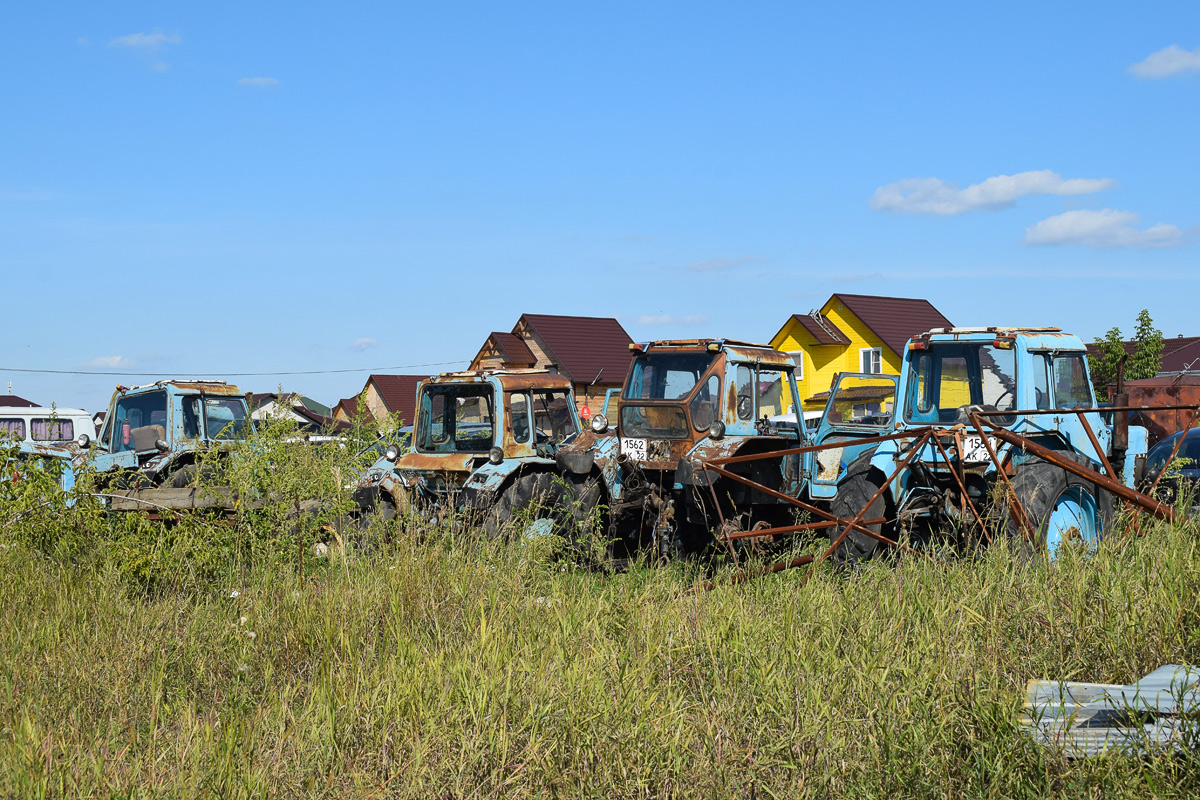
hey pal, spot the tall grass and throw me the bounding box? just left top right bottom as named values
left=3, top=506, right=1200, bottom=798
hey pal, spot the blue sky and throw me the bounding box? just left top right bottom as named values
left=3, top=2, right=1198, bottom=412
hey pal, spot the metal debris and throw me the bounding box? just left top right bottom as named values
left=1022, top=665, right=1200, bottom=757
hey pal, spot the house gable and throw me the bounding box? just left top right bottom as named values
left=516, top=313, right=633, bottom=386
left=470, top=331, right=537, bottom=372
left=772, top=293, right=952, bottom=410
left=362, top=374, right=425, bottom=428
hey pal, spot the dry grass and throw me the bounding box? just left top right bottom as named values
left=3, top=509, right=1200, bottom=798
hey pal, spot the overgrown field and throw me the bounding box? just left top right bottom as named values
left=4, top=501, right=1200, bottom=798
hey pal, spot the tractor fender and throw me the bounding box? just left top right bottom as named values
left=842, top=445, right=898, bottom=505
left=460, top=457, right=556, bottom=511
left=555, top=450, right=595, bottom=475
left=555, top=433, right=624, bottom=500
left=1121, top=425, right=1149, bottom=489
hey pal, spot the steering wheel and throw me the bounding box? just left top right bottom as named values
left=993, top=389, right=1014, bottom=410
left=737, top=394, right=752, bottom=419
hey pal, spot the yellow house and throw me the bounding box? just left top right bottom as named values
left=769, top=293, right=953, bottom=413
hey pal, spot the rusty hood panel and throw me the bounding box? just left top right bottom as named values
left=394, top=451, right=480, bottom=475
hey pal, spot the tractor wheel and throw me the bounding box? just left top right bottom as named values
left=564, top=474, right=632, bottom=570
left=999, top=452, right=1115, bottom=558
left=483, top=473, right=573, bottom=542
left=356, top=494, right=398, bottom=529
left=352, top=495, right=397, bottom=551
left=828, top=469, right=890, bottom=565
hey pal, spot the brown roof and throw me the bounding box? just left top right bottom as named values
left=489, top=332, right=536, bottom=365
left=518, top=313, right=633, bottom=385
left=368, top=374, right=424, bottom=426
left=790, top=312, right=848, bottom=345
left=292, top=404, right=352, bottom=433
left=832, top=293, right=953, bottom=356
left=806, top=384, right=896, bottom=404
left=1162, top=339, right=1200, bottom=372
left=0, top=394, right=37, bottom=407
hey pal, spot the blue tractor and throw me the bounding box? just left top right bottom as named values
left=810, top=327, right=1150, bottom=561
left=85, top=380, right=253, bottom=487
left=353, top=369, right=582, bottom=537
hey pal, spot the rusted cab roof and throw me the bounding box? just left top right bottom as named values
left=424, top=369, right=574, bottom=392
left=636, top=339, right=795, bottom=368
left=121, top=380, right=243, bottom=396
left=915, top=327, right=1086, bottom=351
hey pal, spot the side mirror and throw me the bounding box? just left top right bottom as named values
left=154, top=439, right=169, bottom=453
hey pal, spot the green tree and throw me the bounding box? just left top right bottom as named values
left=1087, top=326, right=1126, bottom=398
left=1128, top=308, right=1164, bottom=380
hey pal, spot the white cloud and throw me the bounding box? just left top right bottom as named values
left=109, top=30, right=180, bottom=72
left=684, top=256, right=759, bottom=272
left=109, top=31, right=181, bottom=50
left=238, top=77, right=280, bottom=88
left=1023, top=209, right=1188, bottom=249
left=1129, top=45, right=1200, bottom=79
left=352, top=337, right=378, bottom=352
left=80, top=355, right=134, bottom=369
left=77, top=37, right=89, bottom=46
left=633, top=315, right=709, bottom=326
left=871, top=170, right=1116, bottom=215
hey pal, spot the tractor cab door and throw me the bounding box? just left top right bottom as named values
left=809, top=373, right=899, bottom=499
left=600, top=387, right=620, bottom=419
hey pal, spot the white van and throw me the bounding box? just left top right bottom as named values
left=0, top=407, right=94, bottom=446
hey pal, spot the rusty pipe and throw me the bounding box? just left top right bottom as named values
left=972, top=416, right=1175, bottom=522
left=691, top=554, right=816, bottom=593
left=716, top=517, right=886, bottom=541
left=706, top=427, right=937, bottom=467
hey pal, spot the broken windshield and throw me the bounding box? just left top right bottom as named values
left=417, top=385, right=495, bottom=453
left=904, top=343, right=1017, bottom=425
left=624, top=352, right=717, bottom=401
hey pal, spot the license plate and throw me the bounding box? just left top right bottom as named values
left=620, top=437, right=647, bottom=461
left=961, top=435, right=995, bottom=463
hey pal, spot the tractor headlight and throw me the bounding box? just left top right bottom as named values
left=708, top=420, right=726, bottom=440
left=385, top=444, right=401, bottom=462
left=591, top=414, right=609, bottom=434
left=488, top=446, right=504, bottom=465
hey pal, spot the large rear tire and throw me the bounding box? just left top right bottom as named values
left=999, top=452, right=1115, bottom=558
left=483, top=473, right=573, bottom=542
left=828, top=470, right=890, bottom=565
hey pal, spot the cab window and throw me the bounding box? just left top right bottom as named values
left=112, top=391, right=168, bottom=452
left=756, top=368, right=786, bottom=418
left=531, top=390, right=576, bottom=443
left=510, top=393, right=530, bottom=443
left=1052, top=355, right=1093, bottom=408
left=689, top=374, right=720, bottom=431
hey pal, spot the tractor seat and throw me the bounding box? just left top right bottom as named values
left=130, top=424, right=166, bottom=452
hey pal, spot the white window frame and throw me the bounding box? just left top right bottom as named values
left=859, top=347, right=882, bottom=374
left=786, top=350, right=804, bottom=380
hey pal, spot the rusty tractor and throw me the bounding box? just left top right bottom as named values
left=61, top=380, right=256, bottom=513
left=86, top=380, right=252, bottom=485
left=353, top=369, right=582, bottom=538
left=553, top=339, right=813, bottom=562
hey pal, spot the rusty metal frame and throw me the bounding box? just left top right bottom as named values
left=695, top=402, right=1199, bottom=591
